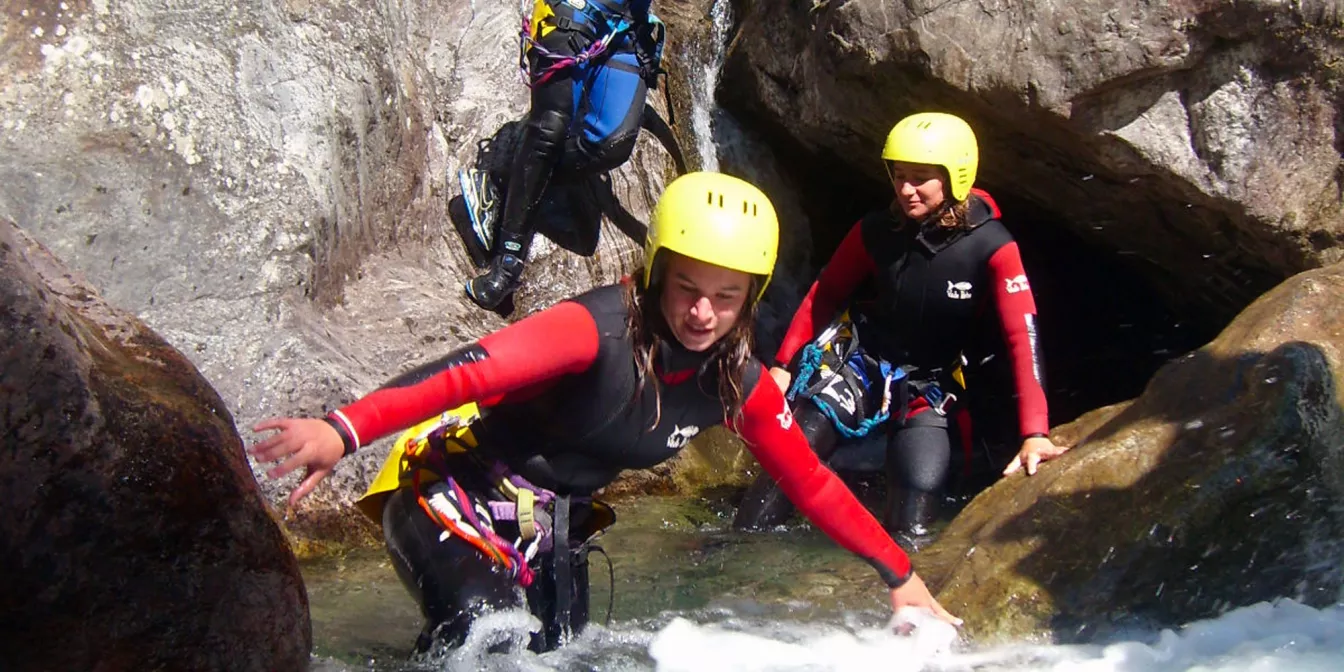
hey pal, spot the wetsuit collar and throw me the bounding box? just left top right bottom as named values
left=888, top=195, right=993, bottom=255
left=655, top=330, right=714, bottom=384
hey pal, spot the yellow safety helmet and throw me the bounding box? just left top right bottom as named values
left=643, top=172, right=779, bottom=301
left=881, top=112, right=979, bottom=202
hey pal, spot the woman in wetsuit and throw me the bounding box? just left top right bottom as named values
left=251, top=172, right=960, bottom=653
left=768, top=113, right=1070, bottom=543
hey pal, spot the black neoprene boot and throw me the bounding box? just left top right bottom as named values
left=884, top=487, right=939, bottom=549
left=466, top=250, right=526, bottom=310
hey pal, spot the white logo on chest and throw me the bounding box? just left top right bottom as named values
left=666, top=424, right=701, bottom=450
left=1004, top=274, right=1030, bottom=294
left=946, top=280, right=973, bottom=300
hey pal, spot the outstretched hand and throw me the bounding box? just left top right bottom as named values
left=890, top=572, right=963, bottom=630
left=249, top=417, right=345, bottom=507
left=1003, top=435, right=1070, bottom=476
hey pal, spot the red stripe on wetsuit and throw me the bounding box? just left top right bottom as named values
left=732, top=372, right=913, bottom=584
left=774, top=190, right=1049, bottom=438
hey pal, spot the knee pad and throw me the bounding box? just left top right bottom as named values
left=525, top=108, right=571, bottom=163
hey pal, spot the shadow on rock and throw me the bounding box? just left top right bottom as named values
left=922, top=264, right=1344, bottom=644
left=0, top=220, right=311, bottom=671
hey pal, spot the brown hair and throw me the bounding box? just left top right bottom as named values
left=622, top=261, right=761, bottom=429
left=887, top=197, right=971, bottom=230
left=935, top=199, right=972, bottom=230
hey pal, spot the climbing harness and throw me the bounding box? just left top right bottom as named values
left=520, top=1, right=653, bottom=87
left=787, top=340, right=900, bottom=439
left=785, top=315, right=967, bottom=438
left=368, top=402, right=619, bottom=643
left=518, top=0, right=674, bottom=124
left=402, top=429, right=538, bottom=586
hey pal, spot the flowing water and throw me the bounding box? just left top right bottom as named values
left=688, top=0, right=733, bottom=172
left=304, top=496, right=1344, bottom=671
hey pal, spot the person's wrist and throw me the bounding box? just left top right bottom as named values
left=322, top=415, right=359, bottom=457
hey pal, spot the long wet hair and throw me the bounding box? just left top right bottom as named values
left=621, top=257, right=762, bottom=429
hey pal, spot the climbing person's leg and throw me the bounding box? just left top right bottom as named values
left=467, top=29, right=579, bottom=310
left=382, top=484, right=521, bottom=653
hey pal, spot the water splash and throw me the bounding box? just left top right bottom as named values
left=305, top=502, right=1344, bottom=671
left=689, top=0, right=733, bottom=172
left=645, top=600, right=1344, bottom=672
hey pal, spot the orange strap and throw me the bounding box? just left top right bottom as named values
left=412, top=470, right=512, bottom=569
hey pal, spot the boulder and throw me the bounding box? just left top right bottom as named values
left=923, top=260, right=1344, bottom=642
left=0, top=0, right=682, bottom=530
left=0, top=219, right=310, bottom=670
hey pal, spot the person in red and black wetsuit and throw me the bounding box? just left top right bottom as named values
left=250, top=172, right=960, bottom=654
left=770, top=113, right=1070, bottom=543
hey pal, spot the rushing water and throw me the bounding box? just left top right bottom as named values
left=304, top=496, right=1344, bottom=671
left=688, top=0, right=733, bottom=172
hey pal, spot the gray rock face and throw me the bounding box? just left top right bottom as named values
left=0, top=219, right=311, bottom=671
left=722, top=0, right=1344, bottom=322
left=0, top=0, right=688, bottom=522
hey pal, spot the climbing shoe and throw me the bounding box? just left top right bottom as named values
left=458, top=168, right=501, bottom=253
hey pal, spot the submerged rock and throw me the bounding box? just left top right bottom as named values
left=0, top=220, right=310, bottom=670
left=924, top=261, right=1344, bottom=642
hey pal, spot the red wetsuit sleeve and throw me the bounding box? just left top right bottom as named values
left=775, top=221, right=877, bottom=367
left=329, top=301, right=601, bottom=450
left=986, top=243, right=1051, bottom=437
left=730, top=365, right=913, bottom=586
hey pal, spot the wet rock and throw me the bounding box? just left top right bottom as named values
left=0, top=0, right=818, bottom=541
left=923, top=261, right=1344, bottom=642
left=0, top=220, right=310, bottom=670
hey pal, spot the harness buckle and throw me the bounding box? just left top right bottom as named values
left=516, top=488, right=537, bottom=541
left=929, top=389, right=958, bottom=416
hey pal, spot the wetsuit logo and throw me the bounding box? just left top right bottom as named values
left=1005, top=274, right=1030, bottom=294
left=946, top=280, right=973, bottom=300
left=777, top=398, right=794, bottom=430
left=666, top=424, right=701, bottom=450
left=821, top=377, right=857, bottom=415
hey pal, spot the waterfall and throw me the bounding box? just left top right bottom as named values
left=690, top=0, right=733, bottom=172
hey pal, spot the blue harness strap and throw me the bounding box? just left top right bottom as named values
left=787, top=342, right=905, bottom=439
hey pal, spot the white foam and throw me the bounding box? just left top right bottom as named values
left=645, top=600, right=1344, bottom=672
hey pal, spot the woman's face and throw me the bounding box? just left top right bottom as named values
left=658, top=253, right=752, bottom=352
left=887, top=161, right=946, bottom=220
